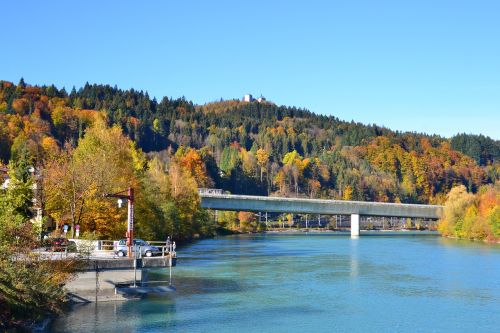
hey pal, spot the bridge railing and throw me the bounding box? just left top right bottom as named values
left=198, top=188, right=223, bottom=195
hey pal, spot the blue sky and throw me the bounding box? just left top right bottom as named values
left=1, top=0, right=499, bottom=139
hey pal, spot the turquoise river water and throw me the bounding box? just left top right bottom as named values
left=51, top=232, right=500, bottom=332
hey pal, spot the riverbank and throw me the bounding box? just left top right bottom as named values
left=442, top=234, right=500, bottom=244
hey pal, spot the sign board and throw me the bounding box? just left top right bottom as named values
left=128, top=203, right=134, bottom=231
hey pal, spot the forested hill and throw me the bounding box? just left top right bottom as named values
left=1, top=79, right=499, bottom=204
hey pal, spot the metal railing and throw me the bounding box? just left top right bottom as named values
left=39, top=239, right=177, bottom=259
left=148, top=241, right=177, bottom=257
left=109, top=240, right=176, bottom=258
left=198, top=188, right=223, bottom=195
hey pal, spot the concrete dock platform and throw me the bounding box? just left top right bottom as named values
left=66, top=255, right=176, bottom=302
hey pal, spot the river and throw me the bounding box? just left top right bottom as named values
left=51, top=232, right=500, bottom=332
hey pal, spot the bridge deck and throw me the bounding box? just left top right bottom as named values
left=200, top=194, right=443, bottom=219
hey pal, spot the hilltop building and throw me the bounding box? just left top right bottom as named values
left=243, top=93, right=267, bottom=103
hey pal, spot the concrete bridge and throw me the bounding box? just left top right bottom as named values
left=199, top=192, right=443, bottom=237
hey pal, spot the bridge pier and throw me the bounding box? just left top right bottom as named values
left=351, top=214, right=360, bottom=237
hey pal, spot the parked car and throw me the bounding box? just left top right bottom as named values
left=45, top=238, right=77, bottom=252
left=114, top=239, right=160, bottom=257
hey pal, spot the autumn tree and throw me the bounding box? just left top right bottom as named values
left=217, top=210, right=239, bottom=231
left=438, top=184, right=499, bottom=241
left=167, top=161, right=214, bottom=239
left=256, top=148, right=270, bottom=183
left=44, top=118, right=145, bottom=239
left=176, top=147, right=211, bottom=187
left=238, top=211, right=257, bottom=232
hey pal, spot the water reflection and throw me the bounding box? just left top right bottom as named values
left=349, top=237, right=359, bottom=279
left=438, top=236, right=500, bottom=253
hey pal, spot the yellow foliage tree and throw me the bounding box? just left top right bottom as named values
left=44, top=119, right=145, bottom=239
left=256, top=148, right=269, bottom=182
left=343, top=185, right=353, bottom=200
left=438, top=183, right=499, bottom=241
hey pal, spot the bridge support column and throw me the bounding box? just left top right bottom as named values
left=351, top=214, right=360, bottom=237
